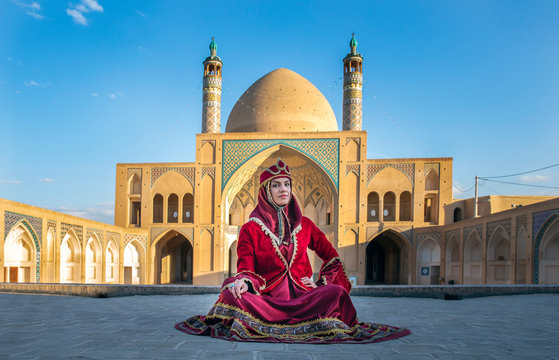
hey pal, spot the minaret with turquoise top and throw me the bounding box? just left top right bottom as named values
left=202, top=37, right=223, bottom=133
left=342, top=34, right=363, bottom=131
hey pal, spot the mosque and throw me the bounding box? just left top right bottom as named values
left=2, top=36, right=558, bottom=286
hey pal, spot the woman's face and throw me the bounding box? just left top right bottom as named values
left=270, top=177, right=291, bottom=206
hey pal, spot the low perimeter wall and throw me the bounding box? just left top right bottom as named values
left=1, top=283, right=559, bottom=299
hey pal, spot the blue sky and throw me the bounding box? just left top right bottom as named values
left=1, top=0, right=558, bottom=224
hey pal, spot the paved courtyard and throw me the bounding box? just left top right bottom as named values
left=0, top=292, right=557, bottom=359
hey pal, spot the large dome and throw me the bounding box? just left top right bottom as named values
left=225, top=68, right=338, bottom=132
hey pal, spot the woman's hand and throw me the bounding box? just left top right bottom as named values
left=228, top=279, right=248, bottom=299
left=301, top=276, right=317, bottom=289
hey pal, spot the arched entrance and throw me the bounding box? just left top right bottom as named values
left=366, top=230, right=409, bottom=284
left=60, top=230, right=81, bottom=283
left=4, top=224, right=36, bottom=283
left=153, top=231, right=193, bottom=284
left=123, top=240, right=144, bottom=284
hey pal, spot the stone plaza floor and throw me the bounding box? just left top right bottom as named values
left=0, top=292, right=558, bottom=359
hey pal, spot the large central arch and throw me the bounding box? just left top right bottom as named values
left=222, top=144, right=340, bottom=277
left=365, top=230, right=410, bottom=284
left=152, top=230, right=193, bottom=284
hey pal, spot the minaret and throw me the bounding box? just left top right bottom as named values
left=202, top=37, right=223, bottom=133
left=342, top=33, right=363, bottom=131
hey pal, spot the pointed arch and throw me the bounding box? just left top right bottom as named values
left=535, top=215, right=559, bottom=284
left=425, top=170, right=439, bottom=191
left=463, top=230, right=482, bottom=284
left=124, top=240, right=145, bottom=284
left=516, top=226, right=530, bottom=283
left=445, top=233, right=461, bottom=284
left=151, top=229, right=193, bottom=284
left=4, top=222, right=37, bottom=283
left=105, top=240, right=119, bottom=284
left=487, top=225, right=511, bottom=283
left=128, top=173, right=141, bottom=195
left=85, top=233, right=102, bottom=284
left=366, top=229, right=411, bottom=285
left=60, top=229, right=81, bottom=283
left=416, top=237, right=441, bottom=284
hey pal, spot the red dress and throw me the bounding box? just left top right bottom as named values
left=175, top=217, right=410, bottom=343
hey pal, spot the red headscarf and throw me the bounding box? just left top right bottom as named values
left=249, top=158, right=302, bottom=244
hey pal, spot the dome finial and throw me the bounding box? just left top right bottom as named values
left=209, top=37, right=217, bottom=57
left=349, top=33, right=358, bottom=55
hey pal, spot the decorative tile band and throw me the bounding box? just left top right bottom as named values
left=61, top=223, right=83, bottom=245
left=532, top=209, right=559, bottom=284
left=222, top=139, right=339, bottom=191
left=416, top=231, right=441, bottom=248
left=367, top=163, right=415, bottom=185
left=5, top=211, right=42, bottom=242
left=487, top=219, right=512, bottom=239
left=151, top=167, right=195, bottom=187
left=4, top=212, right=42, bottom=282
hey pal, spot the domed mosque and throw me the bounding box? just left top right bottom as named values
left=3, top=35, right=557, bottom=288
left=226, top=68, right=338, bottom=133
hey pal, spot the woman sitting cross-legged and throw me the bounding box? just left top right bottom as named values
left=175, top=158, right=410, bottom=343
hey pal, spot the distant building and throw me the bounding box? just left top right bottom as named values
left=2, top=36, right=558, bottom=285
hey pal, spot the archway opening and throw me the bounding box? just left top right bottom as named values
left=4, top=225, right=35, bottom=283
left=154, top=231, right=193, bottom=284
left=124, top=241, right=143, bottom=284
left=60, top=232, right=81, bottom=283
left=366, top=231, right=408, bottom=284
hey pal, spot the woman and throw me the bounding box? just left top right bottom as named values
left=175, top=159, right=410, bottom=343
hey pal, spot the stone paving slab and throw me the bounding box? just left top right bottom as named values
left=0, top=293, right=558, bottom=359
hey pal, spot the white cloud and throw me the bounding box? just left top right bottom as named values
left=0, top=179, right=22, bottom=184
left=23, top=80, right=49, bottom=88
left=67, top=8, right=87, bottom=25
left=137, top=46, right=150, bottom=54
left=519, top=175, right=550, bottom=183
left=12, top=0, right=44, bottom=19
left=15, top=90, right=21, bottom=94
left=109, top=93, right=116, bottom=99
left=24, top=80, right=39, bottom=87
left=38, top=178, right=54, bottom=183
left=136, top=10, right=146, bottom=17
left=92, top=92, right=98, bottom=96
left=66, top=0, right=103, bottom=26
left=83, top=0, right=103, bottom=12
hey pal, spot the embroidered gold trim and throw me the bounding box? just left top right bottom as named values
left=288, top=223, right=302, bottom=269
left=249, top=217, right=289, bottom=268
left=237, top=270, right=267, bottom=290
left=321, top=257, right=352, bottom=286
left=206, top=302, right=365, bottom=338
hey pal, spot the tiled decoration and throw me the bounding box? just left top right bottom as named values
left=106, top=231, right=121, bottom=247
left=516, top=214, right=528, bottom=233
left=445, top=229, right=461, bottom=244
left=61, top=223, right=83, bottom=245
left=151, top=167, right=195, bottom=187
left=86, top=228, right=105, bottom=246
left=222, top=139, right=340, bottom=191
left=486, top=219, right=512, bottom=240
left=416, top=231, right=441, bottom=248
left=532, top=209, right=559, bottom=283
left=345, top=164, right=360, bottom=176
left=4, top=211, right=42, bottom=282
left=124, top=234, right=147, bottom=249
left=464, top=224, right=483, bottom=243
left=424, top=163, right=440, bottom=176
left=367, top=163, right=415, bottom=185
left=202, top=167, right=215, bottom=179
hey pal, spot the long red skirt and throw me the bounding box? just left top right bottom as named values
left=175, top=277, right=410, bottom=343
